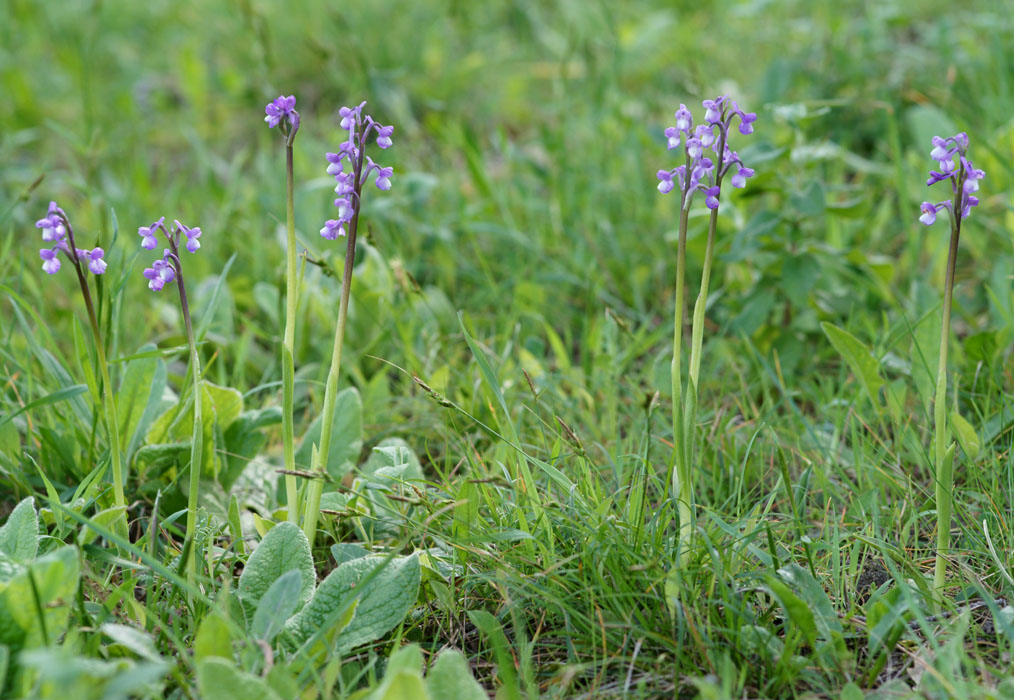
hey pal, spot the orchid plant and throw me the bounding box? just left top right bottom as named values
left=264, top=94, right=303, bottom=526
left=35, top=203, right=126, bottom=536
left=918, top=132, right=984, bottom=602
left=301, top=101, right=394, bottom=543
left=139, top=216, right=205, bottom=586
left=657, top=96, right=755, bottom=564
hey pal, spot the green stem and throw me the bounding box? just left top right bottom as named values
left=302, top=139, right=365, bottom=544
left=174, top=257, right=203, bottom=589
left=64, top=215, right=127, bottom=536
left=671, top=196, right=691, bottom=562
left=282, top=142, right=300, bottom=524
left=932, top=187, right=963, bottom=603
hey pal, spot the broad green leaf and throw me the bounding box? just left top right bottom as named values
left=250, top=569, right=302, bottom=642
left=466, top=610, right=520, bottom=700
left=117, top=343, right=168, bottom=457
left=362, top=438, right=423, bottom=481
left=866, top=587, right=908, bottom=654
left=237, top=522, right=315, bottom=613
left=821, top=322, right=884, bottom=403
left=841, top=682, right=864, bottom=700
left=133, top=443, right=189, bottom=473
left=288, top=554, right=420, bottom=653
left=0, top=545, right=79, bottom=653
left=222, top=407, right=282, bottom=490
left=950, top=412, right=980, bottom=459
left=295, top=387, right=362, bottom=480
left=197, top=657, right=283, bottom=700
left=264, top=665, right=300, bottom=700
left=375, top=671, right=429, bottom=700
left=362, top=644, right=427, bottom=700
left=738, top=624, right=784, bottom=659
left=0, top=497, right=38, bottom=562
left=777, top=564, right=850, bottom=666
left=101, top=623, right=162, bottom=663
left=203, top=383, right=243, bottom=430
left=194, top=610, right=234, bottom=662
left=764, top=576, right=817, bottom=649
left=777, top=564, right=841, bottom=637
left=331, top=543, right=370, bottom=566
left=78, top=506, right=127, bottom=547
left=387, top=643, right=423, bottom=675
left=426, top=649, right=487, bottom=700
left=144, top=380, right=243, bottom=477
left=18, top=647, right=167, bottom=699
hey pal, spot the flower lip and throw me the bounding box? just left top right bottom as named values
left=138, top=217, right=165, bottom=250
left=656, top=169, right=676, bottom=194
left=674, top=104, right=694, bottom=132
left=704, top=185, right=721, bottom=209
left=702, top=96, right=726, bottom=124
left=39, top=247, right=61, bottom=274
left=919, top=201, right=940, bottom=226
left=375, top=124, right=394, bottom=149
left=320, top=219, right=346, bottom=240
left=664, top=127, right=682, bottom=150
left=86, top=247, right=107, bottom=275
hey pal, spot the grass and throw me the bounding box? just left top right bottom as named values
left=2, top=0, right=1014, bottom=697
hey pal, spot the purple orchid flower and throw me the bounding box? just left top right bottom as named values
left=36, top=202, right=66, bottom=242
left=919, top=132, right=984, bottom=227
left=319, top=102, right=395, bottom=239
left=138, top=217, right=165, bottom=250
left=265, top=95, right=299, bottom=130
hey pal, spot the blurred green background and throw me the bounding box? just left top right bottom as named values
left=3, top=0, right=1009, bottom=357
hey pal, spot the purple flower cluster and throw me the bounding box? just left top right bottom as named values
left=657, top=96, right=756, bottom=209
left=35, top=201, right=106, bottom=275
left=919, top=132, right=984, bottom=226
left=138, top=218, right=202, bottom=291
left=320, top=101, right=393, bottom=240
left=264, top=95, right=300, bottom=133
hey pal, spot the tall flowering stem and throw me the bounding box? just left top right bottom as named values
left=302, top=102, right=394, bottom=543
left=657, top=98, right=755, bottom=564
left=140, top=218, right=206, bottom=587
left=265, top=95, right=302, bottom=525
left=35, top=203, right=126, bottom=535
left=918, top=132, right=984, bottom=602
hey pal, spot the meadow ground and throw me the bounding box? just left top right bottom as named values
left=1, top=1, right=1013, bottom=698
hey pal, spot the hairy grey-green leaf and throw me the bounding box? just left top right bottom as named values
left=288, top=553, right=420, bottom=653
left=197, top=658, right=283, bottom=700
left=0, top=497, right=38, bottom=562
left=426, top=649, right=487, bottom=700
left=237, top=522, right=314, bottom=613
left=0, top=545, right=79, bottom=653
left=362, top=438, right=423, bottom=481
left=100, top=623, right=163, bottom=663
left=250, top=569, right=302, bottom=642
